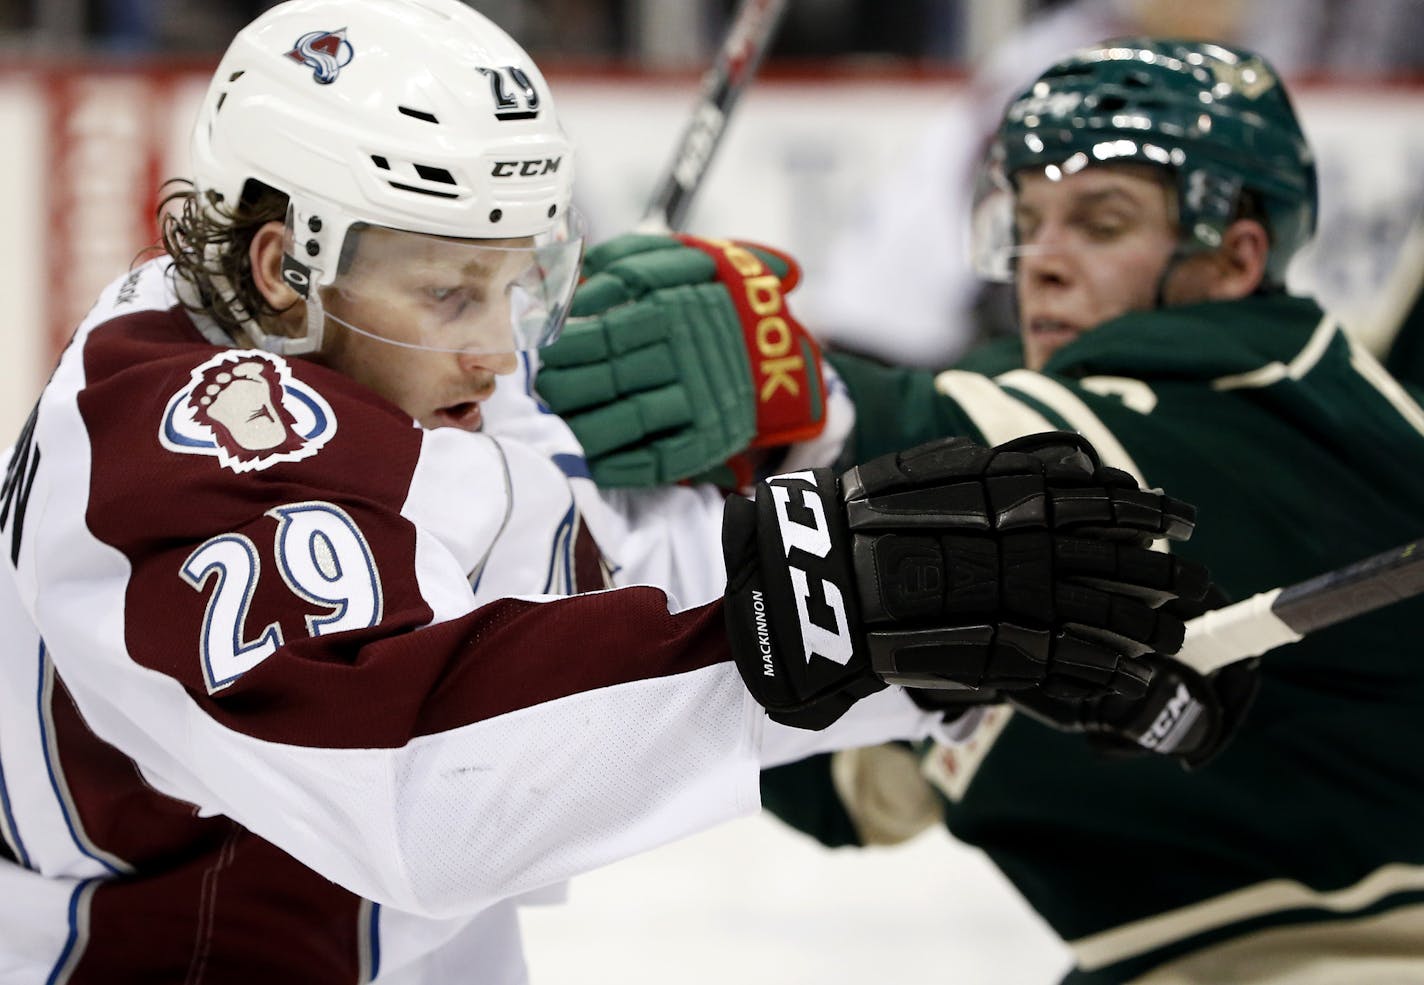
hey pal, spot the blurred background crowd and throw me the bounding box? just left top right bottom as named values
left=3, top=0, right=1423, bottom=72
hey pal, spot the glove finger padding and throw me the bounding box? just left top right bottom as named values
left=722, top=431, right=1215, bottom=730
left=863, top=535, right=1204, bottom=640
left=844, top=432, right=1198, bottom=546
left=542, top=293, right=756, bottom=484
left=841, top=432, right=1205, bottom=697
left=541, top=241, right=757, bottom=485
left=538, top=233, right=826, bottom=488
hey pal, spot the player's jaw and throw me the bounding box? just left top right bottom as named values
left=1016, top=262, right=1134, bottom=369
left=1020, top=314, right=1084, bottom=371
left=1015, top=251, right=1171, bottom=371
left=1017, top=270, right=1169, bottom=371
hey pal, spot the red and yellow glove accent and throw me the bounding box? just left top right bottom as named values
left=675, top=235, right=827, bottom=448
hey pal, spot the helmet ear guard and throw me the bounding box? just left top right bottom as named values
left=973, top=37, right=1317, bottom=286
left=268, top=246, right=326, bottom=358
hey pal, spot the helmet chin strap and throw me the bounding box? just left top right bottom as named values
left=241, top=301, right=324, bottom=357
left=288, top=289, right=327, bottom=357
left=240, top=303, right=324, bottom=357
left=1152, top=189, right=1195, bottom=310
left=1151, top=254, right=1181, bottom=310
left=1152, top=236, right=1211, bottom=310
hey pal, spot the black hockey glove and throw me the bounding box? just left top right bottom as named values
left=721, top=432, right=1210, bottom=730
left=1007, top=589, right=1260, bottom=769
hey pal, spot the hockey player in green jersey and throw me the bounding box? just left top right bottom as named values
left=536, top=37, right=1424, bottom=984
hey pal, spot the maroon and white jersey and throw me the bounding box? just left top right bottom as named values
left=0, top=259, right=940, bottom=984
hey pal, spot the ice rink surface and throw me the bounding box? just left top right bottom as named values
left=522, top=809, right=1071, bottom=984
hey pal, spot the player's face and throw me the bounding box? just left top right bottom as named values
left=1012, top=164, right=1180, bottom=371
left=316, top=228, right=523, bottom=431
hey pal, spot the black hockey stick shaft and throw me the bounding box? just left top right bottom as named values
left=1175, top=538, right=1424, bottom=675
left=639, top=0, right=789, bottom=233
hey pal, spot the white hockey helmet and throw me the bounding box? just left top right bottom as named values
left=189, top=0, right=582, bottom=356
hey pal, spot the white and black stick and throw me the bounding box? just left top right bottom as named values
left=638, top=0, right=790, bottom=233
left=1175, top=538, right=1424, bottom=675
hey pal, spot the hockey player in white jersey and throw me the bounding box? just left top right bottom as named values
left=0, top=2, right=1209, bottom=981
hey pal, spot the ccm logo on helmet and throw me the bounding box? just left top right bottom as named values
left=491, top=158, right=562, bottom=178
left=767, top=471, right=854, bottom=668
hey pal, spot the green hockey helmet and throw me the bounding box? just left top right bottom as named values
left=973, top=37, right=1317, bottom=285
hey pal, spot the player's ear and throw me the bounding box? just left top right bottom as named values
left=1206, top=218, right=1271, bottom=300
left=249, top=221, right=304, bottom=314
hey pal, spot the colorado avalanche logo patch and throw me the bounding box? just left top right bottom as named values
left=160, top=350, right=336, bottom=473
left=286, top=28, right=353, bottom=84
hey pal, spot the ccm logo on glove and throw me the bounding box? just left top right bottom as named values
left=768, top=471, right=855, bottom=670
left=1136, top=682, right=1202, bottom=753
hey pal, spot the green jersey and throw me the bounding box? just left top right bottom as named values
left=764, top=293, right=1424, bottom=983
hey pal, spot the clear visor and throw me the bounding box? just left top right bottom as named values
left=969, top=152, right=1106, bottom=283
left=302, top=208, right=585, bottom=355
left=970, top=147, right=1195, bottom=282
left=968, top=156, right=1019, bottom=283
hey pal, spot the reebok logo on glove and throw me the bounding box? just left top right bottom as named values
left=677, top=236, right=827, bottom=446
left=768, top=470, right=855, bottom=669
left=712, top=240, right=804, bottom=401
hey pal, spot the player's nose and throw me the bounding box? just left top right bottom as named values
left=1018, top=237, right=1074, bottom=289
left=457, top=349, right=519, bottom=377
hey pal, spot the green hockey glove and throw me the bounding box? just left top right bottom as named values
left=537, top=233, right=827, bottom=487
left=722, top=431, right=1210, bottom=730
